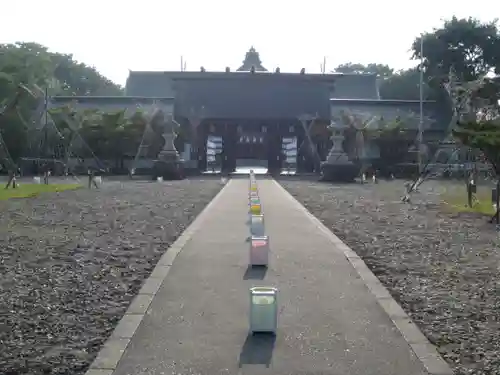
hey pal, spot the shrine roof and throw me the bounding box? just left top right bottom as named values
left=330, top=98, right=437, bottom=104
left=127, top=70, right=345, bottom=82
left=125, top=71, right=381, bottom=99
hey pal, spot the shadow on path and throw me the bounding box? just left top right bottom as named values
left=238, top=332, right=276, bottom=367
left=243, top=265, right=267, bottom=280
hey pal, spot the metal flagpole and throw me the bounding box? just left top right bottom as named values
left=418, top=35, right=424, bottom=175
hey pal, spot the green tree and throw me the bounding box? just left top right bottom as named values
left=379, top=68, right=438, bottom=100
left=333, top=62, right=439, bottom=100
left=452, top=77, right=500, bottom=174
left=334, top=62, right=394, bottom=78
left=371, top=117, right=418, bottom=175
left=412, top=17, right=500, bottom=84
left=0, top=42, right=124, bottom=169
left=50, top=52, right=123, bottom=96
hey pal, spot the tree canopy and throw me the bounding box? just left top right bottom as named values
left=332, top=63, right=438, bottom=100
left=334, top=17, right=500, bottom=100
left=0, top=42, right=123, bottom=168
left=0, top=42, right=123, bottom=96
left=413, top=17, right=500, bottom=83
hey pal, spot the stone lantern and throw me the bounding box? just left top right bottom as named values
left=152, top=113, right=184, bottom=180
left=320, top=118, right=359, bottom=182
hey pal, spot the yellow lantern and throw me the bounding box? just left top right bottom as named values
left=250, top=203, right=261, bottom=215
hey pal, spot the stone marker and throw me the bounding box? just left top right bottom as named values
left=249, top=287, right=278, bottom=334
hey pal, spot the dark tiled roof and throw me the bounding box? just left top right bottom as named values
left=332, top=74, right=380, bottom=99
left=50, top=96, right=174, bottom=104
left=124, top=71, right=379, bottom=99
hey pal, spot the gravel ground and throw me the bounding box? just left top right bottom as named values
left=0, top=177, right=223, bottom=375
left=280, top=178, right=500, bottom=375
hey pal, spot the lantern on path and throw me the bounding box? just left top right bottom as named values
left=249, top=197, right=260, bottom=206
left=249, top=193, right=259, bottom=202
left=250, top=202, right=262, bottom=215
left=249, top=214, right=265, bottom=236
left=249, top=287, right=278, bottom=334
left=250, top=235, right=269, bottom=266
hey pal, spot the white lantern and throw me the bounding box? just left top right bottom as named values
left=250, top=235, right=269, bottom=266
left=249, top=287, right=278, bottom=334
left=249, top=191, right=259, bottom=199
left=250, top=215, right=265, bottom=236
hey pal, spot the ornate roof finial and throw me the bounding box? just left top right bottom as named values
left=237, top=46, right=268, bottom=72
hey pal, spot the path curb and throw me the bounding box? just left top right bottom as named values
left=84, top=180, right=233, bottom=375
left=273, top=180, right=454, bottom=375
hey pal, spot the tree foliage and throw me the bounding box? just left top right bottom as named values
left=27, top=106, right=170, bottom=173
left=338, top=110, right=419, bottom=174
left=334, top=63, right=394, bottom=78
left=0, top=42, right=123, bottom=96
left=0, top=42, right=123, bottom=169
left=333, top=63, right=437, bottom=100
left=332, top=17, right=500, bottom=179
left=452, top=77, right=500, bottom=175
left=412, top=17, right=500, bottom=83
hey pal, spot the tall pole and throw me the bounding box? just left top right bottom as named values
left=418, top=35, right=424, bottom=175
left=43, top=86, right=49, bottom=159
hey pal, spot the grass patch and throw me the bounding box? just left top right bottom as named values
left=442, top=190, right=496, bottom=215
left=0, top=183, right=82, bottom=201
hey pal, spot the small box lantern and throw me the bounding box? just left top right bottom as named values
left=249, top=287, right=278, bottom=334
left=249, top=197, right=260, bottom=206
left=250, top=214, right=265, bottom=236
left=250, top=235, right=269, bottom=266
left=249, top=192, right=259, bottom=201
left=250, top=203, right=262, bottom=215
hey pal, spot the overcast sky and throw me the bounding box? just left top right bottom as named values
left=1, top=0, right=497, bottom=85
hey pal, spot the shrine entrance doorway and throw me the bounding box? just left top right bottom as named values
left=235, top=131, right=268, bottom=170
left=196, top=119, right=300, bottom=174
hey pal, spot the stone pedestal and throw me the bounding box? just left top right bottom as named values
left=320, top=126, right=359, bottom=182
left=152, top=130, right=184, bottom=180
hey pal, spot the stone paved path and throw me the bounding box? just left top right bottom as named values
left=108, top=178, right=433, bottom=375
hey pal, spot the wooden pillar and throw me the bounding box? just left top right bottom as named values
left=267, top=122, right=281, bottom=174
left=197, top=122, right=207, bottom=172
